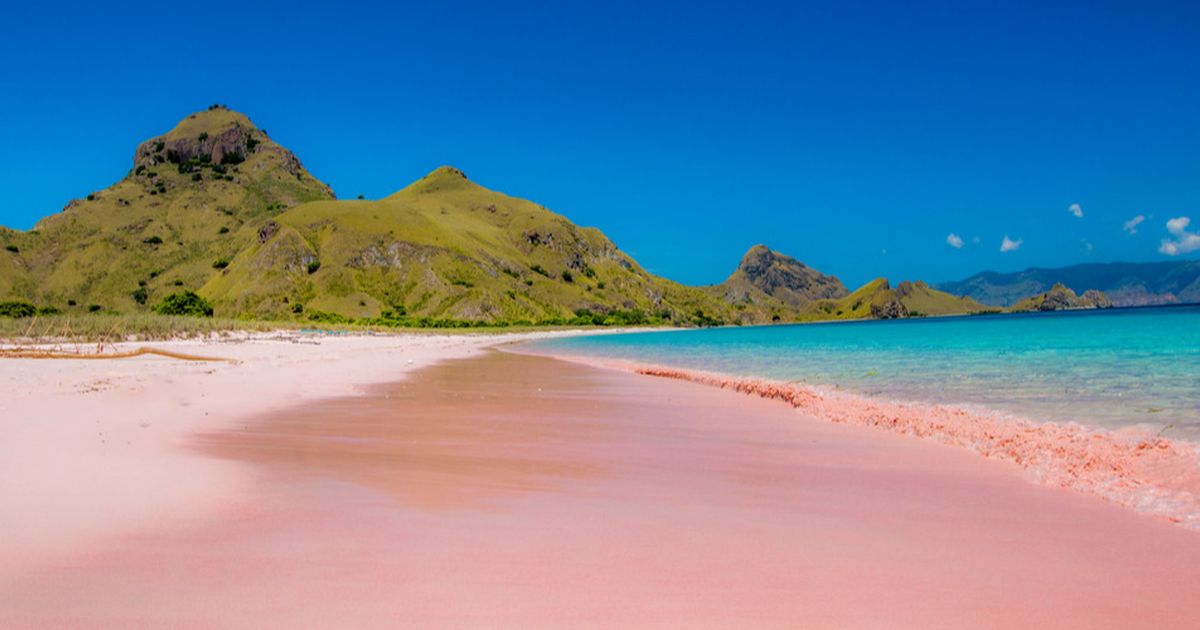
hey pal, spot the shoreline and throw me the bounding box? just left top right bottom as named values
left=514, top=348, right=1200, bottom=530
left=5, top=349, right=1198, bottom=627
left=0, top=329, right=596, bottom=575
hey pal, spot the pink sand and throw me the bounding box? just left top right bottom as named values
left=3, top=348, right=1198, bottom=628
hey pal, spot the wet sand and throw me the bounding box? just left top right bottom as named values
left=4, top=350, right=1199, bottom=628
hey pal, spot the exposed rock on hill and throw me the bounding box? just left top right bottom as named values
left=1010, top=283, right=1114, bottom=312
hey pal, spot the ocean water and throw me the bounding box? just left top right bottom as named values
left=529, top=306, right=1200, bottom=441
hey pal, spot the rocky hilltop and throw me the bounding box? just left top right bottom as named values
left=717, top=245, right=848, bottom=307
left=1010, top=283, right=1113, bottom=312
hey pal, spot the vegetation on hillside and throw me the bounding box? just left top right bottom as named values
left=0, top=106, right=996, bottom=331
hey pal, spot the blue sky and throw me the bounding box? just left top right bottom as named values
left=1, top=0, right=1197, bottom=287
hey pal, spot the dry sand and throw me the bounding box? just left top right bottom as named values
left=2, top=338, right=1199, bottom=628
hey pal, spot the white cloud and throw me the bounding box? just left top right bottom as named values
left=1123, top=214, right=1145, bottom=235
left=1000, top=235, right=1022, bottom=253
left=946, top=233, right=963, bottom=249
left=1068, top=203, right=1083, bottom=218
left=1159, top=216, right=1200, bottom=256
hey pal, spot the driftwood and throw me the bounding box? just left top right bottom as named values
left=0, top=346, right=236, bottom=363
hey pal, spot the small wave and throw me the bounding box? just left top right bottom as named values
left=539, top=352, right=1200, bottom=530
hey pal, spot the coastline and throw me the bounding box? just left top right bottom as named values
left=4, top=349, right=1198, bottom=628
left=3, top=331, right=1199, bottom=627
left=515, top=349, right=1200, bottom=530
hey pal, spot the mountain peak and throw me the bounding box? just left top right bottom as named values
left=721, top=245, right=848, bottom=307
left=394, top=165, right=481, bottom=196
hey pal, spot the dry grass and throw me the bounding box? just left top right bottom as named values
left=0, top=313, right=586, bottom=344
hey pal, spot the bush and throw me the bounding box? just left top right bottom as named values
left=218, top=226, right=230, bottom=234
left=198, top=132, right=209, bottom=142
left=37, top=306, right=61, bottom=316
left=155, top=291, right=213, bottom=317
left=212, top=259, right=230, bottom=269
left=192, top=173, right=202, bottom=182
left=67, top=299, right=77, bottom=306
left=131, top=287, right=149, bottom=305
left=561, top=270, right=574, bottom=283
left=88, top=304, right=102, bottom=312
left=306, top=261, right=321, bottom=274
left=0, top=301, right=37, bottom=318
left=143, top=236, right=163, bottom=245
left=4, top=244, right=17, bottom=253
left=530, top=264, right=549, bottom=277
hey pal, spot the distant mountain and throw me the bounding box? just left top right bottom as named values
left=1010, top=283, right=1113, bottom=312
left=936, top=261, right=1200, bottom=307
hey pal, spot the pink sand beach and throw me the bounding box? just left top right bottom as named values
left=2, top=335, right=1199, bottom=628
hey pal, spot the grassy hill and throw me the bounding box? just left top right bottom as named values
left=0, top=106, right=991, bottom=328
left=795, top=278, right=990, bottom=321
left=0, top=105, right=333, bottom=314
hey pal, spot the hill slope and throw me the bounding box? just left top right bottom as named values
left=794, top=278, right=989, bottom=321
left=1, top=106, right=991, bottom=327
left=0, top=105, right=333, bottom=312
left=0, top=108, right=768, bottom=326
left=936, top=261, right=1200, bottom=307
left=202, top=166, right=761, bottom=324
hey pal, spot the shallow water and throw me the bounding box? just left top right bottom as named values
left=529, top=306, right=1200, bottom=440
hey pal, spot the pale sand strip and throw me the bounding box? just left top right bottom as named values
left=0, top=331, right=579, bottom=575
left=3, top=350, right=1198, bottom=628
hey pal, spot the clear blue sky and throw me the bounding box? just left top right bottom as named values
left=2, top=0, right=1198, bottom=287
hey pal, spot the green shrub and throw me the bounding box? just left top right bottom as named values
left=292, top=303, right=304, bottom=314
left=4, top=244, right=17, bottom=253
left=131, top=287, right=149, bottom=305
left=87, top=194, right=96, bottom=201
left=561, top=270, right=574, bottom=283
left=307, top=310, right=351, bottom=324
left=67, top=299, right=77, bottom=306
left=37, top=306, right=61, bottom=316
left=192, top=173, right=202, bottom=182
left=530, top=264, right=549, bottom=277
left=88, top=304, right=102, bottom=312
left=143, top=236, right=163, bottom=245
left=173, top=279, right=184, bottom=286
left=155, top=291, right=213, bottom=317
left=212, top=259, right=230, bottom=269
left=306, top=260, right=321, bottom=274
left=0, top=301, right=37, bottom=318
left=450, top=278, right=473, bottom=288
left=218, top=226, right=230, bottom=234
left=198, top=132, right=209, bottom=142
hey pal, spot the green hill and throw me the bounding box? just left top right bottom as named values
left=795, top=278, right=989, bottom=321
left=1, top=105, right=333, bottom=314
left=0, top=106, right=990, bottom=328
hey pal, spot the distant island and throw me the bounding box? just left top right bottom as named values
left=0, top=106, right=1124, bottom=328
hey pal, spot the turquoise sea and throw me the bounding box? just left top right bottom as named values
left=529, top=306, right=1200, bottom=441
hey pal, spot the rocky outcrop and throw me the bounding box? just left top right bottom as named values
left=1011, top=283, right=1114, bottom=312
left=721, top=245, right=847, bottom=306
